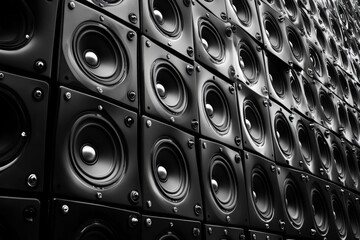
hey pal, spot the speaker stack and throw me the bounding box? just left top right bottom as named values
left=2, top=0, right=360, bottom=239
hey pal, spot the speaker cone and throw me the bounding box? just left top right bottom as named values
left=347, top=109, right=359, bottom=140
left=263, top=12, right=283, bottom=52
left=331, top=192, right=347, bottom=239
left=210, top=155, right=237, bottom=211
left=340, top=48, right=349, bottom=70
left=347, top=197, right=360, bottom=238
left=202, top=82, right=230, bottom=134
left=251, top=166, right=274, bottom=221
left=198, top=19, right=225, bottom=62
left=230, top=0, right=252, bottom=26
left=152, top=60, right=187, bottom=115
left=237, top=41, right=259, bottom=84
left=349, top=80, right=359, bottom=106
left=338, top=71, right=349, bottom=98
left=284, top=0, right=298, bottom=21
left=290, top=71, right=302, bottom=104
left=345, top=146, right=357, bottom=184
left=149, top=0, right=181, bottom=38
left=158, top=232, right=181, bottom=240
left=70, top=113, right=124, bottom=187
left=303, top=78, right=316, bottom=112
left=78, top=222, right=116, bottom=240
left=328, top=36, right=339, bottom=59
left=301, top=8, right=311, bottom=37
left=315, top=23, right=327, bottom=51
left=152, top=139, right=189, bottom=201
left=319, top=90, right=335, bottom=122
left=309, top=44, right=324, bottom=77
left=311, top=184, right=329, bottom=235
left=297, top=121, right=312, bottom=164
left=316, top=130, right=331, bottom=170
left=284, top=177, right=304, bottom=228
left=337, top=102, right=349, bottom=130
left=244, top=99, right=265, bottom=146
left=274, top=112, right=294, bottom=157
left=269, top=61, right=287, bottom=98
left=332, top=142, right=346, bottom=179
left=287, top=26, right=304, bottom=62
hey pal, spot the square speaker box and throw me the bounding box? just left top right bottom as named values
left=343, top=141, right=360, bottom=191
left=343, top=190, right=360, bottom=240
left=199, top=139, right=248, bottom=226
left=232, top=24, right=268, bottom=96
left=204, top=224, right=245, bottom=240
left=276, top=166, right=314, bottom=238
left=53, top=87, right=141, bottom=207
left=0, top=196, right=40, bottom=239
left=142, top=215, right=201, bottom=240
left=196, top=65, right=242, bottom=149
left=196, top=0, right=228, bottom=21
left=52, top=198, right=141, bottom=240
left=243, top=151, right=284, bottom=233
left=0, top=71, right=48, bottom=192
left=141, top=116, right=203, bottom=220
left=0, top=0, right=58, bottom=78
left=59, top=0, right=138, bottom=109
left=141, top=0, right=194, bottom=60
left=192, top=1, right=237, bottom=81
left=141, top=36, right=199, bottom=133
left=237, top=82, right=274, bottom=161
left=247, top=229, right=283, bottom=240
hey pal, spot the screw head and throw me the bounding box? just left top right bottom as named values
left=34, top=60, right=46, bottom=72
left=33, top=88, right=43, bottom=101
left=61, top=205, right=69, bottom=214
left=194, top=204, right=202, bottom=216
left=145, top=218, right=152, bottom=227
left=193, top=228, right=201, bottom=237
left=0, top=73, right=4, bottom=79
left=68, top=1, right=76, bottom=9
left=127, top=31, right=136, bottom=41
left=23, top=206, right=36, bottom=222
left=129, top=215, right=139, bottom=227
left=187, top=47, right=194, bottom=57
left=129, top=13, right=138, bottom=24
left=27, top=174, right=38, bottom=188
left=191, top=120, right=199, bottom=130
left=125, top=116, right=135, bottom=127
left=129, top=190, right=140, bottom=204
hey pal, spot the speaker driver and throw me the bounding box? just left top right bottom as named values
left=198, top=19, right=225, bottom=62
left=284, top=177, right=304, bottom=228
left=244, top=99, right=265, bottom=146
left=152, top=139, right=188, bottom=201
left=328, top=37, right=339, bottom=59
left=319, top=90, right=335, bottom=123
left=347, top=197, right=360, bottom=238
left=274, top=112, right=294, bottom=157
left=78, top=222, right=116, bottom=240
left=331, top=192, right=347, bottom=239
left=290, top=71, right=302, bottom=104
left=152, top=60, right=187, bottom=115
left=230, top=0, right=252, bottom=26
left=158, top=232, right=181, bottom=240
left=0, top=86, right=28, bottom=169
left=73, top=22, right=127, bottom=85
left=309, top=45, right=324, bottom=77
left=303, top=79, right=316, bottom=112
left=287, top=26, right=304, bottom=62
left=345, top=146, right=357, bottom=184
left=311, top=185, right=329, bottom=235
left=237, top=41, right=259, bottom=84
left=283, top=0, right=298, bottom=21
left=347, top=108, right=359, bottom=140
left=337, top=102, right=349, bottom=130
left=338, top=71, right=349, bottom=98
left=263, top=13, right=283, bottom=52
left=210, top=155, right=237, bottom=211
left=70, top=113, right=124, bottom=187
left=149, top=0, right=181, bottom=38
left=297, top=121, right=312, bottom=164
left=332, top=142, right=346, bottom=180
left=268, top=59, right=287, bottom=98
left=349, top=80, right=359, bottom=107
left=340, top=48, right=349, bottom=70
left=316, top=130, right=331, bottom=170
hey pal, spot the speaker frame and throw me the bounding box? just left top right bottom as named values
left=52, top=198, right=141, bottom=240
left=142, top=36, right=199, bottom=133
left=53, top=87, right=141, bottom=207
left=244, top=151, right=284, bottom=233
left=141, top=0, right=194, bottom=60
left=59, top=0, right=138, bottom=109
left=141, top=116, right=203, bottom=220
left=247, top=229, right=283, bottom=240
left=199, top=139, right=248, bottom=226
left=301, top=75, right=321, bottom=123
left=204, top=224, right=245, bottom=240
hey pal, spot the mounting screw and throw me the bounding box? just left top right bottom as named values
left=0, top=73, right=4, bottom=79
left=96, top=192, right=103, bottom=199
left=23, top=206, right=36, bottom=222
left=188, top=139, right=195, bottom=149
left=34, top=60, right=46, bottom=73
left=68, top=1, right=75, bottom=9
left=191, top=119, right=199, bottom=130
left=127, top=31, right=136, bottom=41
left=129, top=13, right=138, bottom=24
left=220, top=12, right=227, bottom=20
left=61, top=205, right=69, bottom=214
left=125, top=116, right=135, bottom=127
left=129, top=190, right=140, bottom=204
left=27, top=174, right=38, bottom=188
left=186, top=65, right=194, bottom=75
left=129, top=215, right=139, bottom=228
left=193, top=228, right=201, bottom=237
left=235, top=154, right=241, bottom=163
left=229, top=85, right=235, bottom=94
left=146, top=120, right=152, bottom=128
left=145, top=218, right=152, bottom=227
left=235, top=136, right=241, bottom=146
left=226, top=216, right=231, bottom=223
left=187, top=47, right=194, bottom=57
left=33, top=88, right=43, bottom=101
left=194, top=204, right=202, bottom=216
left=173, top=206, right=178, bottom=213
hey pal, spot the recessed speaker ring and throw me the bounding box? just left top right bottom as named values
left=303, top=78, right=316, bottom=112
left=309, top=45, right=324, bottom=77
left=332, top=142, right=346, bottom=179
left=158, top=232, right=181, bottom=240
left=311, top=184, right=329, bottom=235
left=284, top=0, right=298, bottom=21
left=237, top=40, right=259, bottom=84
left=290, top=71, right=301, bottom=104
left=263, top=12, right=283, bottom=52
left=331, top=192, right=348, bottom=239
left=287, top=26, right=304, bottom=62
left=230, top=0, right=252, bottom=26
left=319, top=90, right=335, bottom=123
left=297, top=120, right=312, bottom=164
left=315, top=130, right=331, bottom=170
left=198, top=19, right=225, bottom=62
left=77, top=221, right=116, bottom=240
left=244, top=99, right=265, bottom=146
left=284, top=177, right=304, bottom=228
left=274, top=111, right=294, bottom=157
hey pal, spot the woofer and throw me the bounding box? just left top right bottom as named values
left=283, top=177, right=304, bottom=228
left=345, top=145, right=358, bottom=185
left=230, top=0, right=251, bottom=26
left=332, top=140, right=347, bottom=181
left=309, top=43, right=324, bottom=77
left=326, top=60, right=339, bottom=91
left=311, top=184, right=329, bottom=235
left=319, top=89, right=335, bottom=123
left=263, top=12, right=283, bottom=52
left=347, top=108, right=359, bottom=140
left=315, top=129, right=331, bottom=171
left=287, top=25, right=304, bottom=62
left=237, top=41, right=260, bottom=84
left=244, top=99, right=264, bottom=146
left=77, top=222, right=116, bottom=240
left=338, top=70, right=349, bottom=98
left=290, top=70, right=302, bottom=105
left=331, top=191, right=347, bottom=239
left=328, top=36, right=339, bottom=59
left=284, top=0, right=298, bottom=21
left=268, top=57, right=287, bottom=98
left=337, top=101, right=349, bottom=131
left=346, top=195, right=360, bottom=239
left=339, top=48, right=349, bottom=70
left=297, top=120, right=312, bottom=164
left=303, top=78, right=316, bottom=112
left=274, top=111, right=294, bottom=158
left=198, top=19, right=225, bottom=62
left=349, top=80, right=359, bottom=107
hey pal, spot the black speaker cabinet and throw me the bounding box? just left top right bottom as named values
left=83, top=0, right=140, bottom=28
left=53, top=87, right=141, bottom=207
left=232, top=24, right=268, bottom=96
left=192, top=1, right=237, bottom=81
left=244, top=151, right=284, bottom=233
left=196, top=0, right=227, bottom=21
left=329, top=132, right=350, bottom=188
left=289, top=70, right=311, bottom=117
left=237, top=82, right=274, bottom=161
left=0, top=71, right=48, bottom=192
left=59, top=0, right=138, bottom=109
left=248, top=230, right=283, bottom=240
left=196, top=65, right=241, bottom=148
left=306, top=39, right=327, bottom=85
left=204, top=224, right=245, bottom=240
left=142, top=215, right=201, bottom=240
left=199, top=139, right=248, bottom=226
left=344, top=141, right=360, bottom=191
left=142, top=36, right=199, bottom=133
left=0, top=196, right=40, bottom=239
left=52, top=198, right=141, bottom=240
left=225, top=0, right=263, bottom=43
left=141, top=116, right=203, bottom=220
left=268, top=100, right=302, bottom=170
left=276, top=166, right=313, bottom=238
left=141, top=0, right=194, bottom=60
left=0, top=0, right=58, bottom=78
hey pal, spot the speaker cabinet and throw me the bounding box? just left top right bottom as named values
left=197, top=65, right=241, bottom=148
left=199, top=139, right=248, bottom=226
left=268, top=100, right=302, bottom=170
left=141, top=0, right=194, bottom=60
left=276, top=166, right=313, bottom=238
left=232, top=24, right=268, bottom=96
left=0, top=0, right=58, bottom=78
left=289, top=70, right=311, bottom=117
left=306, top=39, right=326, bottom=85
left=52, top=198, right=140, bottom=240
left=329, top=132, right=350, bottom=188
left=196, top=0, right=227, bottom=21
left=344, top=141, right=360, bottom=191
left=225, top=0, right=263, bottom=43
left=344, top=190, right=360, bottom=240
left=141, top=116, right=203, bottom=220
left=142, top=215, right=201, bottom=240
left=244, top=151, right=284, bottom=232
left=204, top=224, right=245, bottom=240
left=192, top=1, right=237, bottom=81
left=0, top=71, right=48, bottom=192
left=247, top=230, right=283, bottom=240
left=59, top=0, right=138, bottom=109
left=0, top=196, right=40, bottom=239
left=53, top=87, right=140, bottom=207
left=85, top=0, right=140, bottom=28
left=237, top=82, right=274, bottom=161
left=142, top=37, right=199, bottom=133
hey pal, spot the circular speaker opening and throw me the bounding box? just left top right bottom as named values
left=319, top=90, right=335, bottom=122
left=269, top=61, right=287, bottom=98
left=349, top=80, right=359, bottom=106
left=0, top=1, right=34, bottom=50
left=303, top=78, right=316, bottom=111
left=244, top=99, right=265, bottom=146
left=309, top=45, right=324, bottom=77
left=238, top=41, right=259, bottom=84
left=150, top=0, right=182, bottom=38
left=231, top=0, right=252, bottom=26
left=316, top=130, right=331, bottom=170
left=210, top=155, right=237, bottom=211
left=152, top=139, right=189, bottom=201
left=199, top=19, right=225, bottom=62
left=315, top=24, right=327, bottom=51
left=347, top=109, right=359, bottom=140
left=290, top=71, right=302, bottom=104
left=345, top=146, right=357, bottom=183
left=347, top=198, right=360, bottom=238
left=78, top=222, right=116, bottom=240
left=328, top=36, right=339, bottom=59
left=338, top=71, right=349, bottom=97
left=332, top=142, right=346, bottom=179
left=318, top=6, right=330, bottom=29
left=338, top=103, right=349, bottom=130
left=274, top=112, right=294, bottom=157
left=73, top=23, right=127, bottom=85
left=311, top=184, right=329, bottom=235
left=158, top=232, right=181, bottom=240
left=0, top=87, right=29, bottom=169
left=151, top=60, right=187, bottom=115
left=326, top=61, right=338, bottom=90
left=251, top=166, right=274, bottom=221
left=284, top=176, right=304, bottom=228
left=297, top=121, right=312, bottom=164
left=331, top=192, right=348, bottom=239
left=70, top=113, right=125, bottom=187
left=330, top=17, right=342, bottom=42
left=287, top=26, right=304, bottom=62
left=340, top=48, right=349, bottom=70
left=301, top=8, right=312, bottom=37
left=203, top=82, right=230, bottom=134
left=264, top=12, right=283, bottom=52
left=284, top=0, right=298, bottom=21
